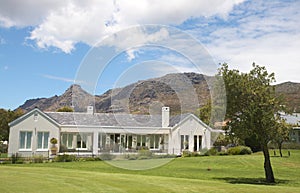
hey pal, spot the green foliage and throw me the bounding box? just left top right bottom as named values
left=31, top=155, right=45, bottom=163
left=244, top=135, right=261, bottom=152
left=99, top=153, right=115, bottom=160
left=50, top=138, right=58, bottom=144
left=273, top=119, right=293, bottom=157
left=219, top=63, right=285, bottom=182
left=138, top=149, right=152, bottom=158
left=0, top=108, right=23, bottom=141
left=227, top=146, right=252, bottom=155
left=205, top=148, right=218, bottom=156
left=197, top=99, right=226, bottom=127
left=11, top=153, right=22, bottom=164
left=56, top=106, right=74, bottom=112
left=182, top=150, right=192, bottom=157
left=54, top=154, right=77, bottom=162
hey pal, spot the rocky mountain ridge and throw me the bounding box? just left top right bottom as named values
left=17, top=73, right=300, bottom=114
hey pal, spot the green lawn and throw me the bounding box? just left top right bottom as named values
left=0, top=150, right=300, bottom=193
left=0, top=153, right=7, bottom=158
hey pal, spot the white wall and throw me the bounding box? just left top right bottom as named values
left=8, top=111, right=60, bottom=157
left=168, top=116, right=211, bottom=155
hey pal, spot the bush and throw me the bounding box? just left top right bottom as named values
left=138, top=149, right=152, bottom=158
left=99, top=153, right=115, bottom=161
left=282, top=142, right=300, bottom=149
left=32, top=155, right=44, bottom=163
left=54, top=154, right=77, bottom=162
left=204, top=148, right=218, bottom=156
left=11, top=153, right=23, bottom=164
left=228, top=146, right=252, bottom=155
left=217, top=151, right=229, bottom=156
left=182, top=150, right=191, bottom=157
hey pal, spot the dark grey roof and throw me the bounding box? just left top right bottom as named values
left=46, top=112, right=194, bottom=128
left=46, top=112, right=164, bottom=127
left=169, top=113, right=191, bottom=127
left=281, top=113, right=300, bottom=126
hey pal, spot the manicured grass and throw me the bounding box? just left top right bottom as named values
left=0, top=150, right=300, bottom=193
left=0, top=153, right=7, bottom=158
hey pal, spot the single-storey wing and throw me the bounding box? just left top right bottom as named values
left=8, top=106, right=221, bottom=157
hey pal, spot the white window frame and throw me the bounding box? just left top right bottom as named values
left=37, top=131, right=49, bottom=151
left=19, top=131, right=32, bottom=151
left=61, top=133, right=74, bottom=149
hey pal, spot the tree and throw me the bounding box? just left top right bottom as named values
left=0, top=108, right=23, bottom=141
left=57, top=106, right=74, bottom=112
left=273, top=118, right=292, bottom=157
left=219, top=63, right=285, bottom=183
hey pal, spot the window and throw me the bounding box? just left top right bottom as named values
left=150, top=135, right=160, bottom=149
left=180, top=135, right=189, bottom=150
left=77, top=135, right=87, bottom=149
left=37, top=132, right=49, bottom=149
left=19, top=131, right=32, bottom=149
left=98, top=133, right=106, bottom=149
left=61, top=133, right=74, bottom=149
left=76, top=133, right=92, bottom=150
left=137, top=135, right=147, bottom=147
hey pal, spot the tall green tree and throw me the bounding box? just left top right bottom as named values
left=273, top=118, right=292, bottom=157
left=219, top=63, right=285, bottom=183
left=0, top=108, right=23, bottom=141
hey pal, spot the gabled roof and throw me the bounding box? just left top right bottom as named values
left=9, top=108, right=217, bottom=130
left=170, top=113, right=220, bottom=132
left=9, top=108, right=60, bottom=128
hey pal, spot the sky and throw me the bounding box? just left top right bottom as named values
left=0, top=0, right=299, bottom=110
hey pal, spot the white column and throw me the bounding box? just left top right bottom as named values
left=93, top=131, right=98, bottom=155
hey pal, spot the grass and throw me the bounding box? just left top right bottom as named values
left=0, top=149, right=300, bottom=193
left=0, top=153, right=7, bottom=158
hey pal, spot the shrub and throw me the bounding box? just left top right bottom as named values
left=11, top=153, right=23, bottom=164
left=228, top=146, right=252, bottom=155
left=54, top=154, right=77, bottom=162
left=282, top=142, right=300, bottom=149
left=138, top=149, right=152, bottom=158
left=99, top=153, right=115, bottom=161
left=182, top=150, right=191, bottom=157
left=204, top=148, right=218, bottom=156
left=32, top=155, right=44, bottom=163
left=217, top=151, right=229, bottom=156
left=50, top=138, right=58, bottom=145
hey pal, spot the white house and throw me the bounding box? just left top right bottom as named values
left=8, top=107, right=220, bottom=157
left=281, top=113, right=300, bottom=143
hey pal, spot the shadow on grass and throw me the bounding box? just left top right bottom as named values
left=214, top=177, right=290, bottom=186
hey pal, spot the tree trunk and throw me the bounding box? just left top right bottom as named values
left=262, top=143, right=275, bottom=183
left=279, top=143, right=283, bottom=157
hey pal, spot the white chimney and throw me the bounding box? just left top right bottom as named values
left=162, top=107, right=170, bottom=127
left=87, top=106, right=94, bottom=114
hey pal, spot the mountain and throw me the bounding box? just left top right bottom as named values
left=18, top=84, right=94, bottom=112
left=17, top=73, right=300, bottom=114
left=18, top=73, right=212, bottom=115
left=275, top=81, right=300, bottom=112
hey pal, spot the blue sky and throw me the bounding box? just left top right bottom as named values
left=0, top=0, right=300, bottom=110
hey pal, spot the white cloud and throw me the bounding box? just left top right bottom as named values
left=0, top=0, right=66, bottom=27
left=199, top=0, right=300, bottom=83
left=0, top=0, right=243, bottom=53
